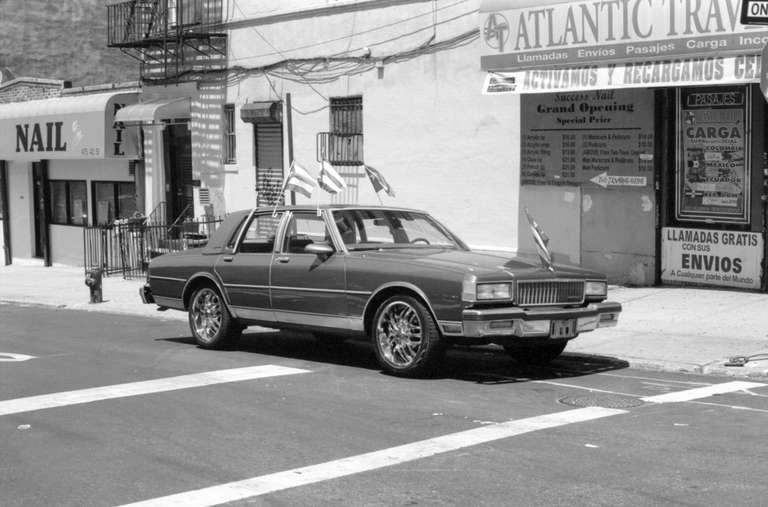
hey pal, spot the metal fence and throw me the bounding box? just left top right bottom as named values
left=83, top=217, right=223, bottom=279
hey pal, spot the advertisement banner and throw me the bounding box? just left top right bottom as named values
left=480, top=0, right=768, bottom=72
left=482, top=55, right=761, bottom=94
left=676, top=87, right=750, bottom=223
left=661, top=226, right=763, bottom=289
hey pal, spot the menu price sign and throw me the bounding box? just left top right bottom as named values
left=520, top=89, right=654, bottom=186
left=676, top=87, right=749, bottom=224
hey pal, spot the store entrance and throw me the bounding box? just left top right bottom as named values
left=32, top=161, right=49, bottom=263
left=0, top=161, right=9, bottom=265
left=163, top=123, right=193, bottom=224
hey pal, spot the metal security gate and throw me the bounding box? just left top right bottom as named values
left=255, top=123, right=284, bottom=206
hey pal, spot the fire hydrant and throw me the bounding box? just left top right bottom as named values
left=84, top=267, right=103, bottom=304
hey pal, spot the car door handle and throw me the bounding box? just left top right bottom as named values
left=276, top=256, right=291, bottom=263
left=222, top=256, right=233, bottom=262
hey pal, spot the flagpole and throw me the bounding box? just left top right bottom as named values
left=375, top=191, right=383, bottom=205
left=286, top=92, right=296, bottom=205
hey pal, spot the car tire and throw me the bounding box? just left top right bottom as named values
left=504, top=341, right=567, bottom=365
left=372, top=294, right=445, bottom=377
left=188, top=285, right=241, bottom=349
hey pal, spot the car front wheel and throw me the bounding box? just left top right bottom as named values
left=503, top=341, right=567, bottom=365
left=372, top=295, right=445, bottom=377
left=188, top=285, right=241, bottom=349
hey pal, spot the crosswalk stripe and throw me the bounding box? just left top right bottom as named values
left=118, top=406, right=626, bottom=507
left=0, top=365, right=310, bottom=416
left=641, top=381, right=766, bottom=403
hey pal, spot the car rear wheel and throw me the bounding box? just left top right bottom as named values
left=503, top=341, right=567, bottom=365
left=372, top=295, right=445, bottom=377
left=188, top=285, right=241, bottom=349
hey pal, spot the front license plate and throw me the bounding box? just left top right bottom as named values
left=550, top=319, right=576, bottom=338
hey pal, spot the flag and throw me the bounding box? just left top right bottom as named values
left=281, top=161, right=315, bottom=199
left=364, top=165, right=395, bottom=197
left=524, top=208, right=554, bottom=272
left=318, top=160, right=347, bottom=194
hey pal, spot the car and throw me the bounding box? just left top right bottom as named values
left=140, top=205, right=621, bottom=377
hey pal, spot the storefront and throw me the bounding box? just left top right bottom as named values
left=0, top=90, right=140, bottom=265
left=480, top=0, right=768, bottom=290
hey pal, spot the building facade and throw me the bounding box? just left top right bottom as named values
left=481, top=0, right=768, bottom=290
left=0, top=81, right=140, bottom=265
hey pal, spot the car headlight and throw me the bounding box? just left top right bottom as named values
left=476, top=283, right=513, bottom=300
left=585, top=280, right=607, bottom=297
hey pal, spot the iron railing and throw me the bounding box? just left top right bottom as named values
left=83, top=216, right=222, bottom=279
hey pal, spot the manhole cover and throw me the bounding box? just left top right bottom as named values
left=558, top=394, right=644, bottom=409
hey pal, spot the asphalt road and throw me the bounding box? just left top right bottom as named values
left=1, top=302, right=767, bottom=506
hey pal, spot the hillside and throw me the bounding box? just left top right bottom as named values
left=0, top=0, right=137, bottom=86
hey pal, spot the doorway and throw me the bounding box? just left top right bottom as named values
left=163, top=123, right=193, bottom=224
left=32, top=161, right=50, bottom=265
left=0, top=161, right=10, bottom=265
left=254, top=122, right=284, bottom=206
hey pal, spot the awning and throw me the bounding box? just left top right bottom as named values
left=114, top=97, right=190, bottom=126
left=0, top=91, right=139, bottom=161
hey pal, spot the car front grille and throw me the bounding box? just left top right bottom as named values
left=515, top=280, right=585, bottom=306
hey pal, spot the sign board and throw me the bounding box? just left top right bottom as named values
left=481, top=0, right=768, bottom=72
left=742, top=0, right=768, bottom=24
left=520, top=89, right=654, bottom=186
left=762, top=43, right=768, bottom=98
left=661, top=226, right=762, bottom=289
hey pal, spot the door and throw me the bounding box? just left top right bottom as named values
left=32, top=161, right=50, bottom=264
left=214, top=211, right=284, bottom=322
left=0, top=161, right=9, bottom=265
left=269, top=211, right=348, bottom=329
left=163, top=124, right=193, bottom=224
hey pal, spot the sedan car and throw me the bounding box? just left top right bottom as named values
left=141, top=205, right=620, bottom=377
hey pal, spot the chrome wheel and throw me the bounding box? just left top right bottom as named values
left=190, top=287, right=223, bottom=344
left=375, top=300, right=424, bottom=368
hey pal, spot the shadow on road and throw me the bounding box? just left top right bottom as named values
left=159, top=329, right=629, bottom=383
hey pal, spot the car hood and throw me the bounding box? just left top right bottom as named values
left=351, top=248, right=605, bottom=280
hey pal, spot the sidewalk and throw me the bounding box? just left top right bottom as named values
left=2, top=262, right=767, bottom=378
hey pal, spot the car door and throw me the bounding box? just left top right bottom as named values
left=214, top=211, right=284, bottom=322
left=269, top=210, right=349, bottom=330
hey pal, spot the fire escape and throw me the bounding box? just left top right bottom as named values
left=107, top=0, right=227, bottom=83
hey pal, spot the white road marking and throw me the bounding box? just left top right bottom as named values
left=0, top=352, right=35, bottom=362
left=0, top=365, right=310, bottom=416
left=119, top=406, right=626, bottom=507
left=597, top=372, right=711, bottom=386
left=689, top=401, right=768, bottom=414
left=642, top=381, right=766, bottom=403
left=533, top=380, right=641, bottom=398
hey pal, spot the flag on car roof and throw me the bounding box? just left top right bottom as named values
left=524, top=208, right=554, bottom=272
left=281, top=161, right=315, bottom=199
left=364, top=165, right=396, bottom=197
left=318, top=160, right=347, bottom=194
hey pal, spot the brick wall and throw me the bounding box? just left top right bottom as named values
left=0, top=78, right=65, bottom=104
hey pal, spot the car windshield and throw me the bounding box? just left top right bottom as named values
left=332, top=209, right=459, bottom=250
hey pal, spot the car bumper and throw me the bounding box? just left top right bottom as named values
left=454, top=301, right=621, bottom=338
left=139, top=283, right=155, bottom=304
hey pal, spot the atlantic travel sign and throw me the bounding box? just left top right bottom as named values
left=480, top=0, right=768, bottom=93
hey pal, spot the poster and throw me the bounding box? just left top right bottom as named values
left=520, top=89, right=654, bottom=186
left=661, top=227, right=762, bottom=289
left=676, top=87, right=750, bottom=223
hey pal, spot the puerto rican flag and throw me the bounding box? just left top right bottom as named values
left=318, top=160, right=347, bottom=194
left=524, top=208, right=554, bottom=272
left=281, top=161, right=315, bottom=199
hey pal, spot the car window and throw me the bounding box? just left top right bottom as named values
left=332, top=210, right=457, bottom=249
left=282, top=213, right=331, bottom=253
left=238, top=213, right=282, bottom=253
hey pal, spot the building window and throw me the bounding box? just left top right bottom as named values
left=224, top=103, right=236, bottom=163
left=92, top=181, right=138, bottom=225
left=49, top=180, right=87, bottom=226
left=330, top=96, right=363, bottom=134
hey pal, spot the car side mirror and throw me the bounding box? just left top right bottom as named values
left=304, top=243, right=334, bottom=257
